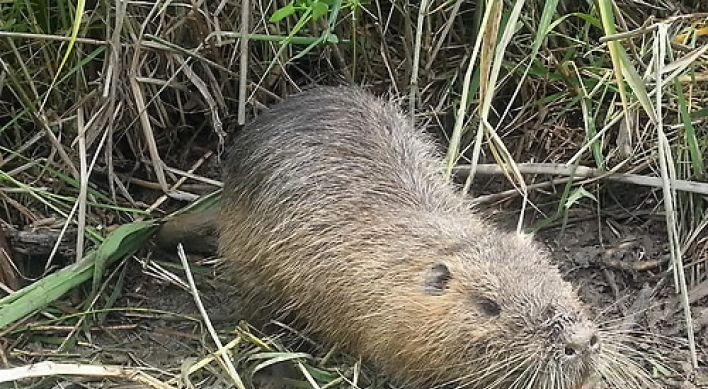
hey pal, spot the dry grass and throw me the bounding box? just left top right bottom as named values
left=0, top=0, right=707, bottom=388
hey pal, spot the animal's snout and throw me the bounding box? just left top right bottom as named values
left=563, top=324, right=600, bottom=357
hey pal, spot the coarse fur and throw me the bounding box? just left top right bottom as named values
left=217, top=86, right=656, bottom=389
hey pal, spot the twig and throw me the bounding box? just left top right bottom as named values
left=161, top=166, right=223, bottom=188
left=470, top=176, right=574, bottom=205
left=238, top=0, right=250, bottom=126
left=599, top=23, right=658, bottom=43
left=146, top=150, right=215, bottom=213
left=0, top=31, right=107, bottom=45
left=409, top=0, right=429, bottom=121
left=455, top=163, right=708, bottom=196
left=0, top=361, right=177, bottom=388
left=76, top=108, right=87, bottom=263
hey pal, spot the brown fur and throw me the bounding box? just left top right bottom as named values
left=217, top=86, right=653, bottom=389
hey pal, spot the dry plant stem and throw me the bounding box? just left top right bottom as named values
left=0, top=361, right=177, bottom=388
left=409, top=0, right=429, bottom=121
left=174, top=56, right=223, bottom=136
left=129, top=3, right=172, bottom=195
left=122, top=176, right=214, bottom=194
left=76, top=108, right=87, bottom=263
left=26, top=324, right=138, bottom=332
left=128, top=74, right=171, bottom=192
left=166, top=337, right=243, bottom=387
left=0, top=47, right=79, bottom=180
left=0, top=31, right=107, bottom=45
left=162, top=165, right=222, bottom=187
left=0, top=131, right=44, bottom=168
left=126, top=44, right=226, bottom=164
left=566, top=108, right=624, bottom=166
left=105, top=0, right=127, bottom=201
left=600, top=23, right=658, bottom=43
left=459, top=163, right=708, bottom=196
left=683, top=215, right=708, bottom=255
left=176, top=244, right=246, bottom=389
left=8, top=38, right=39, bottom=99
left=145, top=150, right=214, bottom=214
left=654, top=24, right=697, bottom=369
left=238, top=0, right=250, bottom=126
left=373, top=0, right=399, bottom=95
left=0, top=192, right=40, bottom=222
left=44, top=124, right=111, bottom=271
left=323, top=19, right=352, bottom=83
left=600, top=255, right=667, bottom=272
left=143, top=35, right=237, bottom=77
left=41, top=117, right=80, bottom=180
left=141, top=259, right=189, bottom=291
left=425, top=0, right=464, bottom=73
left=470, top=177, right=575, bottom=205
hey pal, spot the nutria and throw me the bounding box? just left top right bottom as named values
left=215, top=86, right=655, bottom=389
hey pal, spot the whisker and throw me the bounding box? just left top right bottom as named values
left=431, top=351, right=535, bottom=389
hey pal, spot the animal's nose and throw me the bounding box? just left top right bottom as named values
left=563, top=325, right=600, bottom=357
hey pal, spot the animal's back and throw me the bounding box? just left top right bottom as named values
left=221, top=86, right=466, bottom=223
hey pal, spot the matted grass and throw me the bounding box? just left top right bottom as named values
left=0, top=0, right=706, bottom=388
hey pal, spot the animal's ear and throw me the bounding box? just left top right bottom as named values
left=424, top=262, right=451, bottom=295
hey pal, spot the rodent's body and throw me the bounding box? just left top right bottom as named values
left=217, top=87, right=650, bottom=388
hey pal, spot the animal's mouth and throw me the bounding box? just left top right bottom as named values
left=523, top=355, right=598, bottom=389
left=571, top=369, right=602, bottom=389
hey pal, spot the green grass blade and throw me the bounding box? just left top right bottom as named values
left=42, top=0, right=86, bottom=109
left=597, top=0, right=636, bottom=153
left=617, top=48, right=657, bottom=123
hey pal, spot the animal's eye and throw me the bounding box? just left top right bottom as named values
left=475, top=297, right=501, bottom=317
left=423, top=262, right=451, bottom=296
